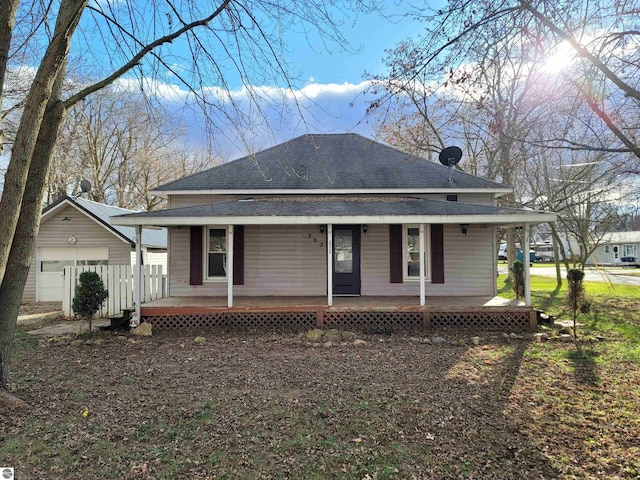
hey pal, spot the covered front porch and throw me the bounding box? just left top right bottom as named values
left=140, top=295, right=536, bottom=331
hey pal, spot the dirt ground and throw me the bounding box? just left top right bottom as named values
left=18, top=302, right=62, bottom=316
left=2, top=327, right=639, bottom=479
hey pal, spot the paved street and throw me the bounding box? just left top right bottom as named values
left=498, top=264, right=640, bottom=286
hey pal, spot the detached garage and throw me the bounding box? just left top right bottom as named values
left=23, top=196, right=167, bottom=303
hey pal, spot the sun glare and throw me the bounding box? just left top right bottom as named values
left=542, top=41, right=576, bottom=74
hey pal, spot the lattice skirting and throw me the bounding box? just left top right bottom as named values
left=323, top=311, right=424, bottom=332
left=144, top=309, right=533, bottom=331
left=145, top=312, right=317, bottom=330
left=430, top=310, right=531, bottom=330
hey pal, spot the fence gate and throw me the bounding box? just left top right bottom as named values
left=62, top=265, right=163, bottom=317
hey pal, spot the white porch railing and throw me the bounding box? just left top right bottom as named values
left=62, top=265, right=164, bottom=317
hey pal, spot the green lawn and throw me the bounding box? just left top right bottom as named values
left=498, top=274, right=640, bottom=362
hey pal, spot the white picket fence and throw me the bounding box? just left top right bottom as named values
left=62, top=265, right=164, bottom=317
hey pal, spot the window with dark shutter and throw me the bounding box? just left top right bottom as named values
left=189, top=226, right=203, bottom=285
left=389, top=224, right=403, bottom=283
left=233, top=225, right=244, bottom=285
left=430, top=224, right=445, bottom=284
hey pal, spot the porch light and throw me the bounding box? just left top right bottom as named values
left=362, top=224, right=368, bottom=234
left=460, top=224, right=470, bottom=236
left=320, top=224, right=325, bottom=234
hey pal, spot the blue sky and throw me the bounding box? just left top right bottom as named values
left=104, top=2, right=427, bottom=159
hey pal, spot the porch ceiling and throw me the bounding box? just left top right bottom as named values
left=111, top=197, right=556, bottom=227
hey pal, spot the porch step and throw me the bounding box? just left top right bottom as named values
left=100, top=309, right=133, bottom=331
left=536, top=309, right=554, bottom=324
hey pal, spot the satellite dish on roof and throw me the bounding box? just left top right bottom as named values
left=439, top=146, right=462, bottom=167
left=80, top=180, right=92, bottom=193
left=438, top=146, right=463, bottom=183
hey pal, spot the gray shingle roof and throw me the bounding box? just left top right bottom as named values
left=154, top=134, right=509, bottom=192
left=43, top=196, right=167, bottom=248
left=114, top=197, right=546, bottom=220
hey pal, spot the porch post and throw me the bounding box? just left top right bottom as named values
left=227, top=225, right=234, bottom=308
left=523, top=223, right=531, bottom=305
left=419, top=223, right=426, bottom=306
left=135, top=225, right=142, bottom=324
left=327, top=224, right=333, bottom=306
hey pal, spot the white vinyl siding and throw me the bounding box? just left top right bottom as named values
left=169, top=225, right=327, bottom=296
left=167, top=222, right=495, bottom=298
left=361, top=224, right=495, bottom=296
left=167, top=192, right=498, bottom=209
left=23, top=204, right=132, bottom=302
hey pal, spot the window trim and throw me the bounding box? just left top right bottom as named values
left=604, top=245, right=610, bottom=254
left=623, top=244, right=637, bottom=258
left=204, top=226, right=228, bottom=282
left=402, top=224, right=430, bottom=281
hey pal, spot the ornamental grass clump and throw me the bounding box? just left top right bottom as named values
left=72, top=271, right=108, bottom=332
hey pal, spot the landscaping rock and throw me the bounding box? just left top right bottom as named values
left=409, top=337, right=421, bottom=343
left=306, top=329, right=324, bottom=342
left=71, top=339, right=83, bottom=346
left=432, top=336, right=446, bottom=345
left=559, top=334, right=574, bottom=343
left=132, top=322, right=152, bottom=336
left=84, top=339, right=94, bottom=345
left=323, top=341, right=333, bottom=348
left=471, top=336, right=481, bottom=345
left=450, top=339, right=459, bottom=346
left=93, top=338, right=104, bottom=345
left=559, top=327, right=572, bottom=335
left=324, top=329, right=340, bottom=341
left=353, top=339, right=367, bottom=347
left=341, top=331, right=357, bottom=341
left=502, top=332, right=510, bottom=338
left=194, top=336, right=206, bottom=343
left=509, top=332, right=519, bottom=339
left=422, top=337, right=432, bottom=344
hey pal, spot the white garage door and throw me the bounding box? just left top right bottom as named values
left=38, top=247, right=109, bottom=301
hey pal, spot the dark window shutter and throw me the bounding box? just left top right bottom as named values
left=233, top=225, right=244, bottom=285
left=189, top=226, right=203, bottom=285
left=430, top=224, right=445, bottom=284
left=389, top=224, right=403, bottom=283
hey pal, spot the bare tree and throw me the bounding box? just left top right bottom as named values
left=0, top=0, right=379, bottom=404
left=48, top=86, right=214, bottom=209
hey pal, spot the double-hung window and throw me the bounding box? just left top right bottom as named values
left=403, top=225, right=429, bottom=280
left=207, top=228, right=227, bottom=279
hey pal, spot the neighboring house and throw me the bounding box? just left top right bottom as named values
left=111, top=134, right=555, bottom=329
left=588, top=231, right=640, bottom=266
left=24, top=196, right=167, bottom=303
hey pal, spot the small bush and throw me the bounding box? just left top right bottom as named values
left=72, top=271, right=108, bottom=332
left=567, top=268, right=588, bottom=338
left=511, top=260, right=525, bottom=300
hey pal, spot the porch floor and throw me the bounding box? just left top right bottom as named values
left=141, top=295, right=521, bottom=313
left=140, top=296, right=534, bottom=331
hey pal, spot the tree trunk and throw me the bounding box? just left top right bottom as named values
left=0, top=69, right=66, bottom=392
left=550, top=224, right=563, bottom=288
left=0, top=0, right=86, bottom=289
left=0, top=0, right=20, bottom=142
